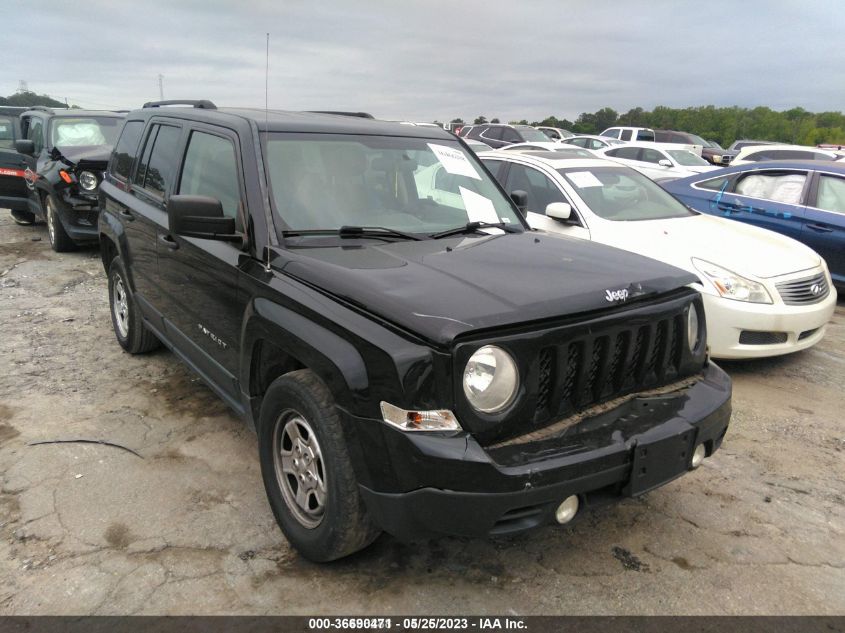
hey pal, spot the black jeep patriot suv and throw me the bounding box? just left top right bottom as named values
left=13, top=107, right=124, bottom=251
left=98, top=100, right=731, bottom=562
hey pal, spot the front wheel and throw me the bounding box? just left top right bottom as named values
left=11, top=209, right=35, bottom=226
left=107, top=256, right=160, bottom=354
left=45, top=194, right=75, bottom=252
left=258, top=370, right=380, bottom=562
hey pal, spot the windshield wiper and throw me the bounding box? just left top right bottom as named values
left=282, top=226, right=424, bottom=241
left=429, top=221, right=520, bottom=239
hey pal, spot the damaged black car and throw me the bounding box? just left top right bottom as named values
left=14, top=107, right=124, bottom=251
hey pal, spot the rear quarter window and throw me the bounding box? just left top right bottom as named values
left=109, top=121, right=145, bottom=181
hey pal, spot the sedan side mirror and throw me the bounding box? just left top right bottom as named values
left=167, top=195, right=238, bottom=240
left=509, top=190, right=528, bottom=214
left=545, top=202, right=571, bottom=220
left=15, top=139, right=35, bottom=156
left=658, top=159, right=673, bottom=167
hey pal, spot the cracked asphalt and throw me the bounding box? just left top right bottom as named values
left=0, top=211, right=843, bottom=615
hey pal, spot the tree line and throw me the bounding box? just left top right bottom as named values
left=0, top=91, right=77, bottom=109
left=445, top=106, right=845, bottom=146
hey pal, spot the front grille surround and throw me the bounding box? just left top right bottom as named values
left=776, top=271, right=829, bottom=305
left=453, top=289, right=708, bottom=445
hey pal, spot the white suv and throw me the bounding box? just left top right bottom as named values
left=600, top=126, right=655, bottom=142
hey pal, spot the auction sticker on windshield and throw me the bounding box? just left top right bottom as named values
left=459, top=186, right=499, bottom=223
left=428, top=143, right=481, bottom=180
left=567, top=171, right=603, bottom=188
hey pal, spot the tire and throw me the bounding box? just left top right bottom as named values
left=44, top=194, right=76, bottom=252
left=10, top=209, right=35, bottom=226
left=258, top=369, right=380, bottom=562
left=107, top=256, right=160, bottom=354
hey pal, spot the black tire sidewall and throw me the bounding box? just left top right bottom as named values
left=45, top=194, right=75, bottom=252
left=258, top=372, right=373, bottom=562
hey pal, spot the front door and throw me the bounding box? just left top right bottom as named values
left=716, top=169, right=809, bottom=239
left=18, top=114, right=47, bottom=215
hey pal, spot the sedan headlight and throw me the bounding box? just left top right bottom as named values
left=692, top=258, right=772, bottom=304
left=78, top=170, right=98, bottom=191
left=463, top=345, right=519, bottom=413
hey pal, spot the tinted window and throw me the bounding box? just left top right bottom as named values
left=636, top=130, right=655, bottom=141
left=640, top=148, right=664, bottom=164
left=503, top=164, right=566, bottom=212
left=608, top=147, right=641, bottom=160
left=136, top=124, right=182, bottom=197
left=480, top=159, right=504, bottom=179
left=0, top=116, right=14, bottom=149
left=179, top=131, right=240, bottom=219
left=696, top=175, right=731, bottom=191
left=27, top=118, right=44, bottom=153
left=501, top=127, right=522, bottom=143
left=619, top=129, right=633, bottom=141
left=816, top=175, right=845, bottom=213
left=566, top=138, right=587, bottom=148
left=602, top=129, right=619, bottom=139
left=110, top=121, right=144, bottom=181
left=480, top=127, right=503, bottom=141
left=542, top=128, right=560, bottom=140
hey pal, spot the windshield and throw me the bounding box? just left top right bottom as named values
left=705, top=140, right=723, bottom=149
left=265, top=134, right=523, bottom=235
left=667, top=150, right=709, bottom=166
left=684, top=134, right=708, bottom=146
left=558, top=166, right=695, bottom=221
left=518, top=127, right=552, bottom=142
left=50, top=117, right=121, bottom=147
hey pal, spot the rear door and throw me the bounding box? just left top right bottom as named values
left=803, top=171, right=845, bottom=285
left=0, top=110, right=28, bottom=210
left=155, top=124, right=249, bottom=405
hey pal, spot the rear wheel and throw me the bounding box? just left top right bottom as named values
left=10, top=209, right=35, bottom=226
left=45, top=195, right=75, bottom=252
left=107, top=256, right=160, bottom=354
left=258, top=370, right=380, bottom=562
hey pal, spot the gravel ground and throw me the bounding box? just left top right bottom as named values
left=0, top=211, right=843, bottom=615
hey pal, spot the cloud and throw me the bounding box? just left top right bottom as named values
left=2, top=0, right=843, bottom=121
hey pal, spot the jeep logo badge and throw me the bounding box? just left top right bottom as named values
left=810, top=283, right=822, bottom=296
left=605, top=288, right=629, bottom=302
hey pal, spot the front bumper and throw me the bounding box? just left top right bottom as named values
left=56, top=190, right=101, bottom=242
left=704, top=286, right=837, bottom=359
left=346, top=362, right=731, bottom=540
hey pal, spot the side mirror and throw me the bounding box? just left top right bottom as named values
left=15, top=139, right=35, bottom=156
left=167, top=195, right=237, bottom=240
left=658, top=159, right=673, bottom=167
left=509, top=190, right=528, bottom=214
left=545, top=202, right=571, bottom=220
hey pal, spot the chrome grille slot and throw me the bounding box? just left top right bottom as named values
left=776, top=272, right=829, bottom=305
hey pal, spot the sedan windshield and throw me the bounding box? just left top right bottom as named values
left=265, top=134, right=523, bottom=236
left=558, top=166, right=695, bottom=221
left=667, top=150, right=710, bottom=166
left=51, top=117, right=121, bottom=147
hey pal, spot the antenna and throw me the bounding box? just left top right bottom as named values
left=158, top=74, right=164, bottom=100
left=263, top=32, right=272, bottom=269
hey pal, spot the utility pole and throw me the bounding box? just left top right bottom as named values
left=17, top=80, right=28, bottom=94
left=158, top=74, right=164, bottom=101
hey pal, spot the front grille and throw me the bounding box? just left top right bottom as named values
left=721, top=156, right=732, bottom=164
left=739, top=330, right=788, bottom=345
left=776, top=272, right=829, bottom=305
left=534, top=312, right=687, bottom=424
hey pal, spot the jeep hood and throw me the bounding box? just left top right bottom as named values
left=277, top=232, right=696, bottom=345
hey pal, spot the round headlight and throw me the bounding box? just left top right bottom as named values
left=463, top=345, right=519, bottom=413
left=687, top=303, right=700, bottom=352
left=78, top=170, right=98, bottom=191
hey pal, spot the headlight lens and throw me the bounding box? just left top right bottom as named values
left=463, top=345, right=519, bottom=413
left=687, top=303, right=700, bottom=352
left=78, top=170, right=98, bottom=191
left=692, top=258, right=772, bottom=304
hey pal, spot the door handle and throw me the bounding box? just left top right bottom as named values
left=119, top=209, right=134, bottom=222
left=158, top=234, right=180, bottom=250
left=806, top=223, right=833, bottom=233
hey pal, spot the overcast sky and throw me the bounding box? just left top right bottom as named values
left=3, top=0, right=844, bottom=122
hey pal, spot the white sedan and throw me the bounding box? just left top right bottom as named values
left=478, top=151, right=837, bottom=359
left=599, top=142, right=718, bottom=180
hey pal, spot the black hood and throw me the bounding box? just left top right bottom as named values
left=275, top=231, right=697, bottom=346
left=51, top=145, right=111, bottom=166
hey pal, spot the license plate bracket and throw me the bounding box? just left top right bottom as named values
left=623, top=425, right=696, bottom=497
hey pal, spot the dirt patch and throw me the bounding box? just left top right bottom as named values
left=611, top=546, right=650, bottom=572
left=0, top=423, right=20, bottom=447
left=104, top=523, right=132, bottom=549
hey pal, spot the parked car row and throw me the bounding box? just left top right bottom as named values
left=3, top=101, right=740, bottom=563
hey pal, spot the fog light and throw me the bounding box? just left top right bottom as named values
left=691, top=444, right=706, bottom=469
left=555, top=495, right=579, bottom=524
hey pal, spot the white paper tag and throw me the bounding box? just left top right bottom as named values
left=459, top=186, right=499, bottom=223
left=428, top=143, right=481, bottom=180
left=567, top=171, right=603, bottom=188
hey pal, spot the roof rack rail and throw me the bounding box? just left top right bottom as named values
left=25, top=106, right=56, bottom=114
left=308, top=111, right=375, bottom=119
left=142, top=100, right=217, bottom=110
